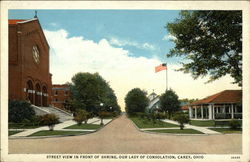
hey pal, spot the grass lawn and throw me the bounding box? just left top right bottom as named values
left=189, top=120, right=215, bottom=127
left=9, top=130, right=23, bottom=136
left=9, top=123, right=41, bottom=129
left=209, top=128, right=242, bottom=134
left=130, top=117, right=179, bottom=129
left=147, top=129, right=204, bottom=134
left=29, top=130, right=90, bottom=137
left=65, top=124, right=102, bottom=130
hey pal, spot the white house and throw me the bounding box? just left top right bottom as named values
left=146, top=92, right=160, bottom=112
left=188, top=90, right=242, bottom=120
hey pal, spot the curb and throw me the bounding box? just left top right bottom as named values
left=9, top=115, right=120, bottom=139
left=9, top=131, right=95, bottom=139
left=127, top=117, right=220, bottom=136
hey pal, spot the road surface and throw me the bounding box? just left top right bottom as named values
left=9, top=114, right=242, bottom=154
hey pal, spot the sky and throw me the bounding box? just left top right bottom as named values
left=9, top=10, right=240, bottom=110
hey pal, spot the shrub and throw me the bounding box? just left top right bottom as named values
left=173, top=113, right=190, bottom=130
left=40, top=114, right=59, bottom=131
left=98, top=111, right=112, bottom=125
left=229, top=119, right=241, bottom=129
left=112, top=111, right=120, bottom=117
left=136, top=112, right=146, bottom=119
left=9, top=100, right=35, bottom=123
left=73, top=109, right=89, bottom=125
left=155, top=112, right=166, bottom=120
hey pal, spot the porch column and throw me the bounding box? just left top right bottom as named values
left=201, top=105, right=204, bottom=119
left=208, top=104, right=212, bottom=119
left=212, top=104, right=215, bottom=119
left=195, top=107, right=197, bottom=119
left=189, top=106, right=193, bottom=119
left=231, top=104, right=234, bottom=119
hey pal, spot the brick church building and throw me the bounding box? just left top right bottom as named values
left=9, top=18, right=52, bottom=107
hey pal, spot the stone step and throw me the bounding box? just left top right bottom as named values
left=38, top=106, right=73, bottom=122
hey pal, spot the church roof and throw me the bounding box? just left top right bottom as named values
left=190, top=90, right=242, bottom=105
left=8, top=19, right=26, bottom=24
left=9, top=18, right=39, bottom=25
left=9, top=18, right=49, bottom=49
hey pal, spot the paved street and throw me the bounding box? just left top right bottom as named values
left=9, top=114, right=242, bottom=154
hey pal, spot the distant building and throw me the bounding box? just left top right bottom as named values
left=180, top=103, right=189, bottom=113
left=146, top=92, right=160, bottom=112
left=51, top=84, right=70, bottom=109
left=188, top=90, right=242, bottom=120
left=8, top=18, right=52, bottom=106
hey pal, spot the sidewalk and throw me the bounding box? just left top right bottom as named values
left=10, top=118, right=112, bottom=137
left=162, top=119, right=221, bottom=135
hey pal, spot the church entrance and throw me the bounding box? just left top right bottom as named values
left=35, top=83, right=41, bottom=106
left=26, top=80, right=34, bottom=104
left=42, top=86, right=48, bottom=107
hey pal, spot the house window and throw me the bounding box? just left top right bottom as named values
left=54, top=90, right=58, bottom=96
left=65, top=90, right=68, bottom=96
left=55, top=98, right=58, bottom=102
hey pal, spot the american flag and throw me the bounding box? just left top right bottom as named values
left=155, top=63, right=167, bottom=73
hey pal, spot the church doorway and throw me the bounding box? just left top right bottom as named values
left=42, top=86, right=48, bottom=107
left=35, top=83, right=41, bottom=106
left=26, top=80, right=34, bottom=104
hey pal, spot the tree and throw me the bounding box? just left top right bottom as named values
left=98, top=111, right=112, bottom=125
left=159, top=89, right=180, bottom=118
left=125, top=88, right=149, bottom=115
left=73, top=109, right=89, bottom=125
left=40, top=114, right=60, bottom=131
left=9, top=100, right=35, bottom=123
left=167, top=11, right=242, bottom=86
left=69, top=72, right=121, bottom=114
left=179, top=98, right=198, bottom=104
left=173, top=113, right=189, bottom=130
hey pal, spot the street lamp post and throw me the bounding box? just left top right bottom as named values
left=100, top=103, right=104, bottom=110
left=99, top=103, right=104, bottom=125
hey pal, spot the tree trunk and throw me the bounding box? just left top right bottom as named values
left=100, top=118, right=104, bottom=125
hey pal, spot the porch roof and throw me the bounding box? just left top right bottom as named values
left=190, top=90, right=242, bottom=105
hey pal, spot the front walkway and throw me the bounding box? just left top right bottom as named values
left=10, top=118, right=112, bottom=137
left=160, top=119, right=221, bottom=135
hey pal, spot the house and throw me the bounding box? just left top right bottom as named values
left=146, top=92, right=160, bottom=112
left=181, top=104, right=189, bottom=113
left=188, top=90, right=242, bottom=120
left=51, top=84, right=70, bottom=109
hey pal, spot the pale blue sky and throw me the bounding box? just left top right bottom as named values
left=9, top=10, right=180, bottom=62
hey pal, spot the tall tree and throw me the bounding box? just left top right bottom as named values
left=159, top=89, right=180, bottom=117
left=125, top=88, right=149, bottom=115
left=167, top=11, right=242, bottom=86
left=69, top=72, right=120, bottom=114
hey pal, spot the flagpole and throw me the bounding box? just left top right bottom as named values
left=166, top=62, right=168, bottom=91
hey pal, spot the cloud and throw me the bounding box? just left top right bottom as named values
left=44, top=29, right=240, bottom=111
left=109, top=37, right=156, bottom=51
left=49, top=22, right=58, bottom=27
left=162, top=34, right=177, bottom=41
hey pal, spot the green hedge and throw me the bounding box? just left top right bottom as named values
left=9, top=100, right=35, bottom=123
